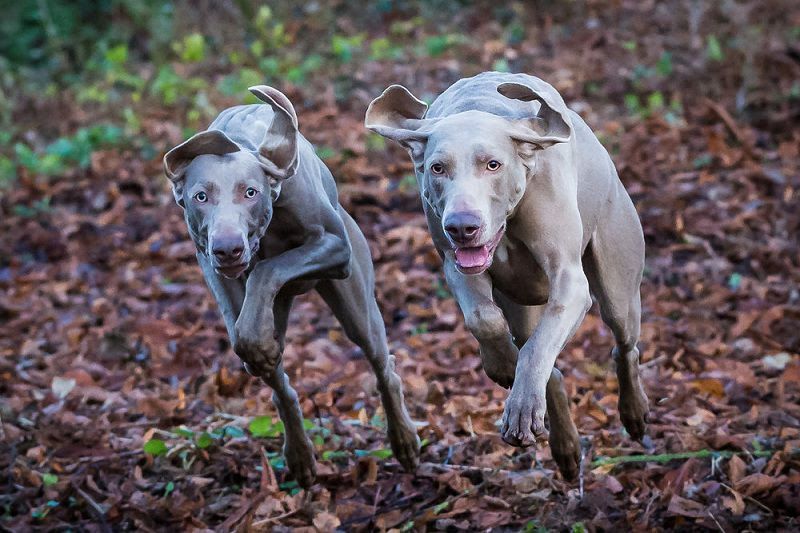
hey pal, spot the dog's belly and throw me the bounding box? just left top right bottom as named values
left=489, top=240, right=550, bottom=306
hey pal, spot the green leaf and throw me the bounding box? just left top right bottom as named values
left=42, top=473, right=58, bottom=487
left=492, top=58, right=510, bottom=73
left=656, top=51, right=672, bottom=76
left=143, top=438, right=168, bottom=456
left=322, top=450, right=349, bottom=461
left=647, top=91, right=665, bottom=112
left=173, top=427, right=194, bottom=438
left=105, top=44, right=128, bottom=65
left=303, top=418, right=321, bottom=431
left=279, top=479, right=299, bottom=491
left=164, top=481, right=175, bottom=498
left=706, top=35, right=724, bottom=61
left=369, top=448, right=393, bottom=459
left=432, top=500, right=449, bottom=514
left=179, top=33, right=206, bottom=62
left=524, top=520, right=549, bottom=533
left=195, top=432, right=213, bottom=449
left=249, top=416, right=283, bottom=437
left=624, top=94, right=640, bottom=114
left=315, top=146, right=336, bottom=160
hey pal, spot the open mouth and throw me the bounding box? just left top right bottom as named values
left=453, top=224, right=506, bottom=275
left=215, top=261, right=249, bottom=279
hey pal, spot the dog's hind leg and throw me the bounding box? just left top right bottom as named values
left=260, top=294, right=317, bottom=488
left=583, top=188, right=649, bottom=441
left=494, top=294, right=581, bottom=481
left=316, top=211, right=420, bottom=471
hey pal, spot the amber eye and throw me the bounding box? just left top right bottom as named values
left=194, top=191, right=207, bottom=203
left=430, top=163, right=444, bottom=175
left=487, top=160, right=501, bottom=171
left=245, top=187, right=258, bottom=199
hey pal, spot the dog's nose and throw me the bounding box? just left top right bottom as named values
left=444, top=212, right=483, bottom=244
left=212, top=236, right=245, bottom=262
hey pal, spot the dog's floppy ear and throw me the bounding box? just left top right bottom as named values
left=249, top=85, right=299, bottom=182
left=365, top=85, right=433, bottom=163
left=163, top=130, right=240, bottom=206
left=497, top=82, right=572, bottom=150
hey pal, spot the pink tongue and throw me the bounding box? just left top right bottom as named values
left=455, top=246, right=490, bottom=268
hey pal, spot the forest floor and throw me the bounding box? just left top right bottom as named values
left=1, top=1, right=799, bottom=531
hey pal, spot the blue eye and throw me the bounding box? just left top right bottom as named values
left=245, top=187, right=258, bottom=199
left=194, top=191, right=207, bottom=203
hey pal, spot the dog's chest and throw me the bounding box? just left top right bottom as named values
left=489, top=238, right=550, bottom=305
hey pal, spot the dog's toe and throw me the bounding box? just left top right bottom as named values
left=284, top=440, right=317, bottom=489
left=389, top=425, right=420, bottom=472
left=620, top=384, right=649, bottom=441
left=550, top=435, right=581, bottom=481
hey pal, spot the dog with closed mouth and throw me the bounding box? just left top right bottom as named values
left=366, top=72, right=648, bottom=479
left=164, top=85, right=420, bottom=487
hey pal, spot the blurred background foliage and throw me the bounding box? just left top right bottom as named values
left=0, top=0, right=797, bottom=192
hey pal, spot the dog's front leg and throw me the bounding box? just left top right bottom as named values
left=501, top=258, right=592, bottom=447
left=197, top=252, right=246, bottom=342
left=234, top=224, right=351, bottom=376
left=443, top=258, right=518, bottom=387
left=263, top=360, right=317, bottom=488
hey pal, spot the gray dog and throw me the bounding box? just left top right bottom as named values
left=164, top=86, right=420, bottom=487
left=366, top=72, right=648, bottom=479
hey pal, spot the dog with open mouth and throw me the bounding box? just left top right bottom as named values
left=366, top=72, right=649, bottom=480
left=164, top=85, right=420, bottom=488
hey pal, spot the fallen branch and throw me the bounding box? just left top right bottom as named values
left=592, top=448, right=775, bottom=468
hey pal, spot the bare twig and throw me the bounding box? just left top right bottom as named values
left=251, top=508, right=301, bottom=528
left=72, top=484, right=111, bottom=533
left=417, top=461, right=514, bottom=476
left=707, top=510, right=725, bottom=533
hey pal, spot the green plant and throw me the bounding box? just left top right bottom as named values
left=332, top=33, right=366, bottom=63
left=143, top=438, right=168, bottom=456
left=706, top=35, right=724, bottom=61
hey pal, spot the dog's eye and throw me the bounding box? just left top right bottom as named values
left=430, top=163, right=444, bottom=175
left=245, top=187, right=258, bottom=199
left=487, top=160, right=501, bottom=171
left=194, top=191, right=207, bottom=203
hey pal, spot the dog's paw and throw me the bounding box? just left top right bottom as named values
left=619, top=382, right=649, bottom=441
left=501, top=383, right=548, bottom=447
left=388, top=423, right=420, bottom=472
left=284, top=438, right=317, bottom=489
left=550, top=428, right=581, bottom=481
left=233, top=329, right=282, bottom=377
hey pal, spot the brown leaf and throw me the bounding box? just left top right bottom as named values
left=735, top=473, right=783, bottom=496
left=728, top=454, right=746, bottom=485
left=667, top=496, right=707, bottom=518
left=312, top=511, right=341, bottom=532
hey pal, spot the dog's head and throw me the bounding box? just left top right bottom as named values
left=366, top=82, right=572, bottom=275
left=164, top=86, right=299, bottom=279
